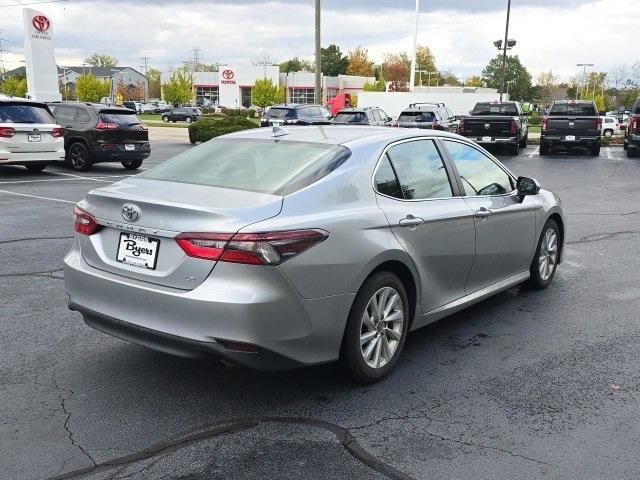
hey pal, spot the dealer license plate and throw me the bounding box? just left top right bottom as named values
left=116, top=233, right=160, bottom=270
left=27, top=133, right=41, bottom=142
left=125, top=144, right=135, bottom=151
left=565, top=135, right=576, bottom=141
left=481, top=136, right=492, bottom=142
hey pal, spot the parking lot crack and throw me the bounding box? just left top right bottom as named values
left=0, top=235, right=73, bottom=245
left=0, top=268, right=64, bottom=280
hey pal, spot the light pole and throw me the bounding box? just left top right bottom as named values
left=498, top=0, right=512, bottom=102
left=576, top=63, right=594, bottom=99
left=409, top=0, right=420, bottom=92
left=314, top=0, right=321, bottom=104
left=506, top=80, right=515, bottom=98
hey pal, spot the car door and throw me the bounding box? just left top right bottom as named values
left=374, top=139, right=476, bottom=314
left=440, top=139, right=537, bottom=292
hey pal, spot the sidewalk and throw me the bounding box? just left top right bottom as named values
left=148, top=126, right=190, bottom=143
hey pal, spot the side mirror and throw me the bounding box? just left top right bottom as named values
left=517, top=176, right=540, bottom=198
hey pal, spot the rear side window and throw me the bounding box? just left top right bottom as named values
left=98, top=111, right=142, bottom=126
left=0, top=103, right=55, bottom=123
left=53, top=106, right=76, bottom=123
left=77, top=109, right=91, bottom=123
left=398, top=111, right=436, bottom=123
left=140, top=138, right=351, bottom=196
left=549, top=103, right=597, bottom=116
left=266, top=108, right=295, bottom=119
left=374, top=158, right=403, bottom=199
left=334, top=112, right=366, bottom=123
left=382, top=140, right=453, bottom=200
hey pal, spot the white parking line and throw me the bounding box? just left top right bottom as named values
left=605, top=148, right=613, bottom=159
left=0, top=188, right=75, bottom=204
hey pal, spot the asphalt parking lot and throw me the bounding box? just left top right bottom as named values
left=2, top=131, right=640, bottom=480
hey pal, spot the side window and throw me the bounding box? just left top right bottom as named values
left=379, top=109, right=389, bottom=121
left=385, top=140, right=453, bottom=200
left=374, top=157, right=403, bottom=199
left=53, top=106, right=76, bottom=124
left=76, top=109, right=91, bottom=123
left=371, top=110, right=381, bottom=122
left=443, top=140, right=514, bottom=196
left=318, top=107, right=332, bottom=118
left=438, top=108, right=449, bottom=120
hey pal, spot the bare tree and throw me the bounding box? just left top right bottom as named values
left=607, top=64, right=630, bottom=90
left=251, top=53, right=276, bottom=78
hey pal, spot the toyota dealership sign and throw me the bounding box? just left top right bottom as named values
left=23, top=8, right=61, bottom=101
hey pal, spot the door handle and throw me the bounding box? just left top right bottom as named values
left=399, top=215, right=424, bottom=227
left=474, top=207, right=493, bottom=218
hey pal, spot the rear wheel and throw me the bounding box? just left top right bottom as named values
left=162, top=116, right=169, bottom=123
left=340, top=272, right=409, bottom=384
left=185, top=116, right=192, bottom=124
left=528, top=219, right=560, bottom=290
left=519, top=134, right=528, bottom=148
left=25, top=163, right=46, bottom=172
left=539, top=141, right=549, bottom=156
left=121, top=159, right=143, bottom=170
left=67, top=142, right=93, bottom=171
left=590, top=144, right=601, bottom=156
left=509, top=140, right=520, bottom=156
left=603, top=129, right=613, bottom=138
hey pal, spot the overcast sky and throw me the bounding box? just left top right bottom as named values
left=1, top=0, right=638, bottom=82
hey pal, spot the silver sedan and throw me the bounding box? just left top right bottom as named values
left=64, top=126, right=565, bottom=383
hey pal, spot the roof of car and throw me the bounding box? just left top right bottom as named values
left=49, top=101, right=133, bottom=112
left=268, top=104, right=323, bottom=109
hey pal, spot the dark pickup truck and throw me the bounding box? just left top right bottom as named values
left=457, top=101, right=528, bottom=155
left=540, top=100, right=601, bottom=156
left=624, top=97, right=640, bottom=158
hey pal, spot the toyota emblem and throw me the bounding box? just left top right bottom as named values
left=32, top=15, right=50, bottom=32
left=121, top=204, right=140, bottom=222
left=222, top=69, right=235, bottom=80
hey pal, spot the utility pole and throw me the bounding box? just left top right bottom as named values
left=499, top=0, right=512, bottom=102
left=0, top=31, right=7, bottom=74
left=409, top=0, right=420, bottom=92
left=314, top=0, right=321, bottom=104
left=140, top=56, right=151, bottom=101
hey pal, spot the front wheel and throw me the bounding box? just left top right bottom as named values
left=25, top=163, right=46, bottom=172
left=528, top=219, right=560, bottom=290
left=340, top=272, right=409, bottom=384
left=185, top=116, right=192, bottom=124
left=162, top=116, right=169, bottom=123
left=121, top=159, right=143, bottom=170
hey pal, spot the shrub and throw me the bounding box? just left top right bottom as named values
left=221, top=108, right=256, bottom=118
left=188, top=117, right=258, bottom=144
left=528, top=111, right=541, bottom=126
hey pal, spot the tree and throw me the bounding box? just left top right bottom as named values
left=279, top=57, right=314, bottom=73
left=346, top=46, right=374, bottom=77
left=320, top=44, right=348, bottom=76
left=1, top=77, right=28, bottom=97
left=76, top=74, right=111, bottom=102
left=608, top=64, right=630, bottom=90
left=147, top=68, right=161, bottom=99
left=84, top=53, right=119, bottom=68
left=116, top=80, right=145, bottom=101
left=481, top=54, right=532, bottom=101
left=415, top=45, right=437, bottom=74
left=382, top=52, right=411, bottom=91
left=162, top=67, right=194, bottom=106
left=465, top=75, right=484, bottom=87
left=363, top=80, right=386, bottom=92
left=437, top=71, right=462, bottom=86
left=251, top=78, right=283, bottom=109
left=536, top=70, right=559, bottom=106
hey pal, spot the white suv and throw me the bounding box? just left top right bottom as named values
left=601, top=115, right=621, bottom=137
left=0, top=98, right=65, bottom=172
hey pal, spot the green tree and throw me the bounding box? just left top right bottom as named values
left=465, top=75, right=484, bottom=87
left=1, top=77, right=28, bottom=97
left=415, top=45, right=437, bottom=73
left=437, top=71, right=462, bottom=86
left=76, top=74, right=111, bottom=102
left=363, top=80, right=386, bottom=92
left=346, top=46, right=374, bottom=77
left=147, top=68, right=162, bottom=99
left=320, top=44, right=348, bottom=76
left=162, top=67, right=194, bottom=106
left=84, top=53, right=119, bottom=68
left=279, top=57, right=314, bottom=73
left=251, top=78, right=282, bottom=109
left=481, top=54, right=532, bottom=101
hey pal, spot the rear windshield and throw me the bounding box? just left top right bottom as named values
left=98, top=111, right=143, bottom=126
left=549, top=103, right=598, bottom=116
left=0, top=103, right=55, bottom=124
left=635, top=106, right=640, bottom=114
left=140, top=138, right=351, bottom=196
left=471, top=103, right=518, bottom=115
left=334, top=112, right=366, bottom=123
left=398, top=111, right=435, bottom=122
left=266, top=108, right=295, bottom=119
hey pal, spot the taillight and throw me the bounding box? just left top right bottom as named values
left=51, top=127, right=64, bottom=138
left=509, top=119, right=518, bottom=135
left=0, top=127, right=16, bottom=138
left=73, top=206, right=101, bottom=236
left=458, top=119, right=465, bottom=134
left=96, top=122, right=119, bottom=130
left=542, top=117, right=548, bottom=132
left=176, top=229, right=328, bottom=265
left=630, top=117, right=637, bottom=134
left=432, top=123, right=445, bottom=131
left=596, top=118, right=602, bottom=131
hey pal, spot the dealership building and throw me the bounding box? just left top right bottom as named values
left=160, top=65, right=374, bottom=107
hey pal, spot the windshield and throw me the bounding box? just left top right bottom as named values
left=98, top=111, right=143, bottom=126
left=471, top=103, right=518, bottom=115
left=334, top=112, right=366, bottom=123
left=266, top=108, right=295, bottom=119
left=140, top=138, right=351, bottom=196
left=0, top=103, right=55, bottom=124
left=398, top=111, right=435, bottom=123
left=549, top=103, right=598, bottom=116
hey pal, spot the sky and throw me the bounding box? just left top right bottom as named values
left=0, top=0, right=638, bottom=83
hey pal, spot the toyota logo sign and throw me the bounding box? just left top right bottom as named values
left=32, top=15, right=51, bottom=32
left=222, top=69, right=235, bottom=80
left=121, top=204, right=140, bottom=222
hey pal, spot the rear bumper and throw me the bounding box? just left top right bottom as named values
left=92, top=142, right=150, bottom=163
left=541, top=135, right=600, bottom=147
left=63, top=246, right=354, bottom=369
left=462, top=135, right=517, bottom=144
left=627, top=134, right=640, bottom=149
left=0, top=149, right=65, bottom=164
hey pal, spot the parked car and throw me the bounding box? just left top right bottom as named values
left=260, top=104, right=333, bottom=127
left=457, top=101, right=528, bottom=155
left=332, top=107, right=391, bottom=126
left=122, top=101, right=142, bottom=113
left=139, top=103, right=155, bottom=115
left=0, top=98, right=65, bottom=172
left=395, top=103, right=459, bottom=133
left=49, top=102, right=150, bottom=171
left=162, top=107, right=202, bottom=124
left=540, top=100, right=601, bottom=156
left=600, top=115, right=621, bottom=137
left=64, top=126, right=565, bottom=383
left=152, top=101, right=171, bottom=114
left=624, top=97, right=640, bottom=158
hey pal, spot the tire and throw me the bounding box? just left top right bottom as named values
left=628, top=147, right=639, bottom=158
left=539, top=140, right=549, bottom=156
left=604, top=129, right=613, bottom=138
left=67, top=142, right=93, bottom=171
left=590, top=144, right=601, bottom=156
left=185, top=116, right=192, bottom=124
left=340, top=272, right=410, bottom=384
left=528, top=219, right=560, bottom=290
left=519, top=134, right=528, bottom=148
left=509, top=140, right=520, bottom=156
left=162, top=116, right=169, bottom=123
left=121, top=159, right=143, bottom=170
left=25, top=163, right=46, bottom=172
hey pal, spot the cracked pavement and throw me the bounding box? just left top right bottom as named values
left=1, top=140, right=640, bottom=479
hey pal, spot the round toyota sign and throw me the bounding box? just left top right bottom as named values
left=222, top=69, right=235, bottom=80
left=32, top=15, right=51, bottom=32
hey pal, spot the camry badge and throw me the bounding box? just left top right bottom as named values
left=121, top=204, right=140, bottom=222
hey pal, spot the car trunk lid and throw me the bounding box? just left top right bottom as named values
left=97, top=110, right=149, bottom=144
left=0, top=123, right=62, bottom=153
left=463, top=117, right=512, bottom=137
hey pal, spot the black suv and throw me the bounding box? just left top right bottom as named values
left=624, top=97, right=640, bottom=158
left=162, top=107, right=202, bottom=124
left=332, top=107, right=391, bottom=126
left=395, top=103, right=459, bottom=132
left=260, top=104, right=333, bottom=127
left=49, top=102, right=150, bottom=171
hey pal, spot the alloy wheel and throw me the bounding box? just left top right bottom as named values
left=69, top=144, right=87, bottom=169
left=538, top=228, right=558, bottom=281
left=360, top=286, right=404, bottom=369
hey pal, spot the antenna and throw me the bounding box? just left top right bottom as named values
left=272, top=123, right=290, bottom=139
